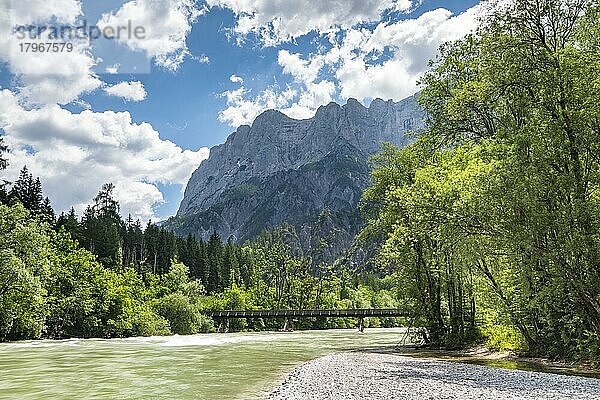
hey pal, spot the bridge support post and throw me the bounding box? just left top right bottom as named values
left=217, top=318, right=229, bottom=333
left=358, top=317, right=365, bottom=333
left=282, top=317, right=294, bottom=332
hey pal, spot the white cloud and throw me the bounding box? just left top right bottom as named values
left=104, top=81, right=147, bottom=102
left=113, top=181, right=164, bottom=222
left=8, top=44, right=102, bottom=105
left=332, top=6, right=481, bottom=101
left=0, top=89, right=209, bottom=220
left=0, top=0, right=101, bottom=105
left=0, top=0, right=209, bottom=219
left=278, top=50, right=325, bottom=84
left=394, top=0, right=413, bottom=12
left=217, top=78, right=335, bottom=126
left=218, top=48, right=337, bottom=126
left=193, top=54, right=211, bottom=64
left=284, top=81, right=336, bottom=118
left=98, top=0, right=204, bottom=71
left=206, top=0, right=417, bottom=45
left=6, top=0, right=81, bottom=25
left=216, top=4, right=481, bottom=126
left=105, top=64, right=121, bottom=74
left=218, top=85, right=297, bottom=127
left=73, top=99, right=91, bottom=110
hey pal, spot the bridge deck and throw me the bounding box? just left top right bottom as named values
left=203, top=308, right=409, bottom=319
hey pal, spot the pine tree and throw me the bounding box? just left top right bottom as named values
left=40, top=197, right=55, bottom=222
left=93, top=183, right=120, bottom=220
left=207, top=232, right=223, bottom=293
left=57, top=207, right=80, bottom=241
left=0, top=137, right=7, bottom=171
left=198, top=239, right=208, bottom=287
left=143, top=221, right=157, bottom=273
left=222, top=240, right=238, bottom=288
left=122, top=214, right=144, bottom=269
left=142, top=223, right=176, bottom=275
left=11, top=166, right=31, bottom=206
left=133, top=218, right=144, bottom=269
left=80, top=183, right=123, bottom=269
left=30, top=178, right=43, bottom=211
left=0, top=137, right=8, bottom=204
left=0, top=185, right=7, bottom=205
left=10, top=166, right=43, bottom=211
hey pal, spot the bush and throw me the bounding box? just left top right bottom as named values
left=154, top=293, right=211, bottom=335
left=484, top=324, right=528, bottom=353
left=197, top=314, right=216, bottom=333
left=130, top=306, right=171, bottom=337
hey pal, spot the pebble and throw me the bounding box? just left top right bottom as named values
left=265, top=352, right=600, bottom=399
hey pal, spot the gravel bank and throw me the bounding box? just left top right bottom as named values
left=265, top=352, right=600, bottom=399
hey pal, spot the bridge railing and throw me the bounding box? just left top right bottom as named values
left=202, top=308, right=409, bottom=319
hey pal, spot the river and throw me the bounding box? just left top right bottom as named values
left=0, top=328, right=410, bottom=399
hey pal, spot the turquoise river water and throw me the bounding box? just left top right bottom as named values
left=0, top=328, right=410, bottom=400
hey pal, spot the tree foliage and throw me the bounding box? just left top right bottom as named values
left=0, top=174, right=400, bottom=341
left=362, top=0, right=600, bottom=359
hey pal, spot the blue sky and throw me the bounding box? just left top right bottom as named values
left=0, top=0, right=480, bottom=221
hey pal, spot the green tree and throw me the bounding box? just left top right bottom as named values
left=362, top=143, right=480, bottom=344
left=154, top=293, right=204, bottom=335
left=81, top=184, right=123, bottom=268
left=0, top=137, right=8, bottom=203
left=377, top=0, right=600, bottom=356
left=206, top=232, right=223, bottom=293
left=9, top=166, right=44, bottom=212
left=0, top=137, right=7, bottom=170
left=0, top=204, right=50, bottom=340
left=57, top=208, right=81, bottom=242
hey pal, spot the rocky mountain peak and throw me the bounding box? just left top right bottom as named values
left=170, top=94, right=425, bottom=258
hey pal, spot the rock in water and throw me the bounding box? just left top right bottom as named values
left=166, top=95, right=425, bottom=262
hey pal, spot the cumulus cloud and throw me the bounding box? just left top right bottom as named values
left=285, top=81, right=336, bottom=118
left=98, top=0, right=204, bottom=71
left=217, top=79, right=336, bottom=126
left=6, top=0, right=81, bottom=25
left=105, top=64, right=121, bottom=74
left=277, top=50, right=325, bottom=84
left=217, top=4, right=481, bottom=126
left=104, top=81, right=147, bottom=102
left=0, top=90, right=209, bottom=220
left=218, top=85, right=297, bottom=127
left=9, top=44, right=102, bottom=105
left=0, top=0, right=211, bottom=219
left=206, top=0, right=417, bottom=45
left=333, top=6, right=481, bottom=100
left=0, top=0, right=101, bottom=105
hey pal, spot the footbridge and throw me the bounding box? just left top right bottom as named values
left=202, top=308, right=410, bottom=333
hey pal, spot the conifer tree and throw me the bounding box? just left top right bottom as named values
left=40, top=197, right=55, bottom=222
left=10, top=166, right=43, bottom=212
left=0, top=137, right=8, bottom=203
left=207, top=232, right=223, bottom=293
left=57, top=207, right=80, bottom=241
left=80, top=183, right=123, bottom=268
left=0, top=137, right=7, bottom=171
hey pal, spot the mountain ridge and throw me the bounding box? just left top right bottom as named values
left=167, top=94, right=425, bottom=261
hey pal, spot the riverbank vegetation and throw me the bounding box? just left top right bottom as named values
left=0, top=162, right=401, bottom=341
left=1, top=0, right=598, bottom=365
left=360, top=0, right=600, bottom=361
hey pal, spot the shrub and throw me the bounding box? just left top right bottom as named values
left=154, top=293, right=209, bottom=335
left=131, top=306, right=171, bottom=337
left=484, top=324, right=528, bottom=353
